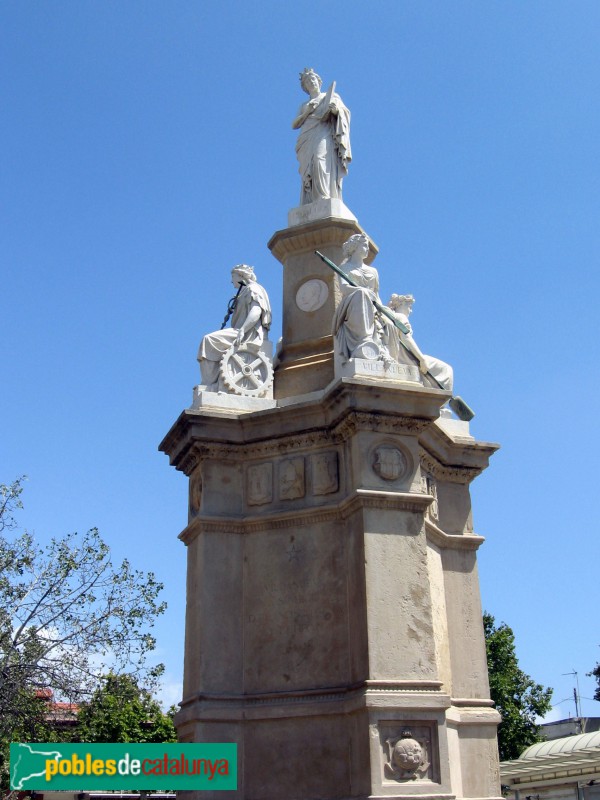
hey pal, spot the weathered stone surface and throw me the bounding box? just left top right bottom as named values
left=268, top=217, right=377, bottom=398
left=160, top=373, right=501, bottom=800
left=163, top=161, right=502, bottom=796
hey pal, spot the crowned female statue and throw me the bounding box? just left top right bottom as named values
left=292, top=68, right=352, bottom=205
left=197, top=265, right=272, bottom=391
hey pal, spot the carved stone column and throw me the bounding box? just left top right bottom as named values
left=268, top=216, right=378, bottom=398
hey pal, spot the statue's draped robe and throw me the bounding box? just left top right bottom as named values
left=392, top=311, right=454, bottom=391
left=198, top=282, right=272, bottom=387
left=332, top=265, right=411, bottom=363
left=295, top=91, right=351, bottom=204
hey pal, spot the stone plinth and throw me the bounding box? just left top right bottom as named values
left=159, top=376, right=501, bottom=800
left=288, top=198, right=357, bottom=228
left=268, top=217, right=378, bottom=399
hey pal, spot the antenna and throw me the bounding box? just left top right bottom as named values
left=562, top=670, right=582, bottom=720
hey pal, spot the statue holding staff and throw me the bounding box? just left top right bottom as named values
left=330, top=234, right=403, bottom=363
left=198, top=265, right=272, bottom=392
left=292, top=68, right=351, bottom=205
left=316, top=246, right=474, bottom=420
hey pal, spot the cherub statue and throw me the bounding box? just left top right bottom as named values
left=388, top=294, right=454, bottom=391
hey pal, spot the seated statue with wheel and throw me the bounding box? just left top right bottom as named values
left=197, top=264, right=274, bottom=398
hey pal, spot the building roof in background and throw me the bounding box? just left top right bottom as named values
left=521, top=730, right=600, bottom=760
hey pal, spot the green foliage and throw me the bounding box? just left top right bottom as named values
left=0, top=476, right=26, bottom=534
left=484, top=612, right=553, bottom=761
left=76, top=673, right=176, bottom=744
left=589, top=662, right=600, bottom=701
left=0, top=476, right=168, bottom=789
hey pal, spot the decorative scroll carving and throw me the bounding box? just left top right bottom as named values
left=420, top=448, right=482, bottom=485
left=332, top=412, right=430, bottom=443
left=175, top=412, right=432, bottom=476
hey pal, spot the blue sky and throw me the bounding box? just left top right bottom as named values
left=2, top=1, right=599, bottom=718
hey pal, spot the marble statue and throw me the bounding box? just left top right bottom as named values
left=387, top=294, right=454, bottom=391
left=198, top=265, right=272, bottom=394
left=292, top=68, right=351, bottom=205
left=332, top=234, right=402, bottom=363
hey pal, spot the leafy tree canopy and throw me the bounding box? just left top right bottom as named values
left=484, top=612, right=553, bottom=761
left=76, top=673, right=176, bottom=744
left=0, top=476, right=167, bottom=746
left=589, top=663, right=600, bottom=702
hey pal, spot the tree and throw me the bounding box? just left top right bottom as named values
left=0, top=477, right=167, bottom=746
left=589, top=662, right=600, bottom=701
left=484, top=612, right=553, bottom=761
left=76, top=673, right=176, bottom=743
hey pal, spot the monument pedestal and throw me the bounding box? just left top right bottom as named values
left=160, top=374, right=501, bottom=800
left=268, top=215, right=378, bottom=399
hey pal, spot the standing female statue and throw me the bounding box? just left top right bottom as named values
left=292, top=68, right=351, bottom=205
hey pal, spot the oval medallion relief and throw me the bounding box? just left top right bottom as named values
left=295, top=279, right=328, bottom=312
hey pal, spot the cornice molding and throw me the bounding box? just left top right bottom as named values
left=179, top=489, right=431, bottom=544
left=425, top=518, right=485, bottom=550
left=420, top=448, right=483, bottom=485
left=268, top=218, right=375, bottom=262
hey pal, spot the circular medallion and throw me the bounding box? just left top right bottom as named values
left=353, top=340, right=380, bottom=360
left=295, top=279, right=328, bottom=312
left=392, top=736, right=423, bottom=772
left=372, top=446, right=408, bottom=482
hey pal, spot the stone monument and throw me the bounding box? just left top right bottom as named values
left=160, top=70, right=502, bottom=800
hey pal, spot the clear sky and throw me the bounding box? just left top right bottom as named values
left=2, top=1, right=599, bottom=719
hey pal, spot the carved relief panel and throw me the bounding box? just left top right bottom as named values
left=278, top=457, right=305, bottom=500
left=370, top=442, right=412, bottom=484
left=188, top=468, right=203, bottom=519
left=244, top=449, right=340, bottom=509
left=378, top=722, right=439, bottom=785
left=247, top=463, right=273, bottom=506
left=311, top=451, right=339, bottom=496
left=421, top=472, right=439, bottom=521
